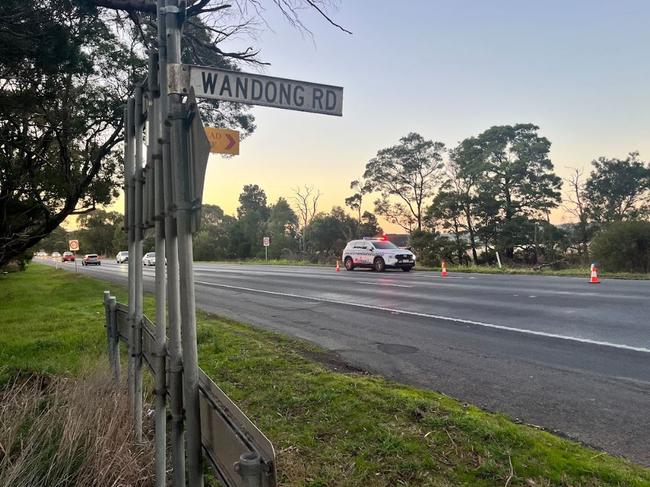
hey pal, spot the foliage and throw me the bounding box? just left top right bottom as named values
left=77, top=209, right=124, bottom=256
left=585, top=153, right=650, bottom=224
left=362, top=132, right=445, bottom=232
left=0, top=0, right=129, bottom=267
left=409, top=230, right=456, bottom=266
left=591, top=220, right=650, bottom=273
left=265, top=197, right=299, bottom=259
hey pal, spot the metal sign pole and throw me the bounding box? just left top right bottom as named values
left=166, top=1, right=203, bottom=484
left=125, top=98, right=136, bottom=414
left=133, top=85, right=145, bottom=442
left=158, top=1, right=186, bottom=484
left=149, top=49, right=168, bottom=486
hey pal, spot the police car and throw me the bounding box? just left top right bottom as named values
left=342, top=237, right=415, bottom=272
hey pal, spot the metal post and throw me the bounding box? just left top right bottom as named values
left=125, top=98, right=136, bottom=413
left=133, top=85, right=145, bottom=442
left=166, top=1, right=203, bottom=484
left=104, top=290, right=112, bottom=366
left=158, top=1, right=186, bottom=484
left=109, top=295, right=120, bottom=381
left=149, top=50, right=168, bottom=487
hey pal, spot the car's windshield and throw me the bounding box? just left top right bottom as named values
left=146, top=253, right=155, bottom=257
left=371, top=241, right=398, bottom=250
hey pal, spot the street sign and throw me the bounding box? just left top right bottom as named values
left=263, top=237, right=270, bottom=247
left=198, top=370, right=277, bottom=487
left=187, top=89, right=212, bottom=233
left=205, top=127, right=239, bottom=155
left=169, top=64, right=343, bottom=116
left=69, top=240, right=79, bottom=251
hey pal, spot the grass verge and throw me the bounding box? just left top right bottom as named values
left=1, top=264, right=649, bottom=486
left=416, top=265, right=650, bottom=280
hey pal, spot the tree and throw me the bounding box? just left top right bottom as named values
left=563, top=168, right=595, bottom=261
left=266, top=197, right=299, bottom=258
left=591, top=220, right=650, bottom=273
left=409, top=230, right=455, bottom=267
left=292, top=185, right=321, bottom=251
left=33, top=226, right=69, bottom=254
left=77, top=210, right=123, bottom=256
left=428, top=190, right=467, bottom=264
left=358, top=211, right=382, bottom=238
left=584, top=153, right=650, bottom=224
left=193, top=205, right=237, bottom=261
left=235, top=184, right=270, bottom=258
left=363, top=132, right=445, bottom=232
left=305, top=207, right=356, bottom=257
left=473, top=124, right=562, bottom=259
left=0, top=0, right=129, bottom=267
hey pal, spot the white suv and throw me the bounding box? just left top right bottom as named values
left=342, top=238, right=416, bottom=272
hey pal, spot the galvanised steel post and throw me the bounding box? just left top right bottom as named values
left=149, top=51, right=168, bottom=487
left=103, top=290, right=112, bottom=368
left=157, top=1, right=186, bottom=484
left=134, top=85, right=145, bottom=442
left=166, top=0, right=203, bottom=484
left=109, top=295, right=120, bottom=381
left=125, top=98, right=136, bottom=413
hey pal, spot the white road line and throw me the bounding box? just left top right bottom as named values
left=356, top=280, right=413, bottom=288
left=195, top=280, right=650, bottom=354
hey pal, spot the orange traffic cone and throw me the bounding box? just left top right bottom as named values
left=589, top=263, right=600, bottom=284
left=441, top=260, right=448, bottom=277
left=336, top=260, right=340, bottom=272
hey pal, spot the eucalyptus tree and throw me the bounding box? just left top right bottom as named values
left=363, top=132, right=445, bottom=232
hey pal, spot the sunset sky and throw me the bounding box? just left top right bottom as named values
left=105, top=0, right=650, bottom=233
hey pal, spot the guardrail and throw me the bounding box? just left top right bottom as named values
left=104, top=292, right=277, bottom=487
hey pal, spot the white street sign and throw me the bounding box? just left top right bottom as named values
left=169, top=64, right=343, bottom=116
left=263, top=236, right=270, bottom=247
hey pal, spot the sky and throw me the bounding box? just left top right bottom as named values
left=104, top=0, right=650, bottom=232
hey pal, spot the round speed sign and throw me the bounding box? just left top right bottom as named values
left=69, top=240, right=80, bottom=252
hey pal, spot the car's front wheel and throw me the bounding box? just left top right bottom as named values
left=373, top=257, right=386, bottom=272
left=344, top=257, right=354, bottom=271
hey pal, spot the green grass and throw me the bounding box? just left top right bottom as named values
left=415, top=264, right=650, bottom=280
left=2, top=264, right=650, bottom=486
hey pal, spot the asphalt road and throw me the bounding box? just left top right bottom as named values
left=45, top=259, right=650, bottom=465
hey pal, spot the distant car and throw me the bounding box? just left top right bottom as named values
left=82, top=254, right=101, bottom=266
left=51, top=251, right=61, bottom=259
left=116, top=250, right=129, bottom=264
left=142, top=252, right=156, bottom=266
left=342, top=237, right=416, bottom=272
left=62, top=251, right=75, bottom=262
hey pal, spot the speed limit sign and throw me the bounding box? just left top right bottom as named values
left=68, top=240, right=80, bottom=251
left=263, top=236, right=270, bottom=247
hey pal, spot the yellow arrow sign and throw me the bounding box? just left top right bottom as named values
left=204, top=127, right=239, bottom=155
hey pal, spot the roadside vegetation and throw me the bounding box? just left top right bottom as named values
left=2, top=264, right=650, bottom=486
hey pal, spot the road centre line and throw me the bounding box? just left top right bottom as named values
left=194, top=280, right=650, bottom=354
left=355, top=280, right=413, bottom=288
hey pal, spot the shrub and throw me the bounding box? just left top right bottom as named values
left=0, top=371, right=154, bottom=486
left=591, top=220, right=650, bottom=273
